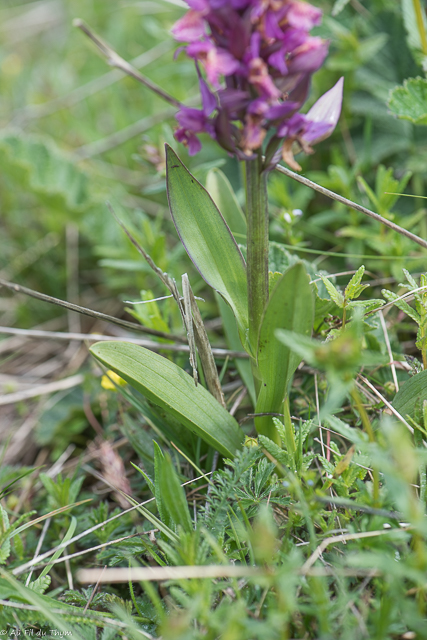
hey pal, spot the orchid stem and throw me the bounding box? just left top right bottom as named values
left=245, top=152, right=269, bottom=355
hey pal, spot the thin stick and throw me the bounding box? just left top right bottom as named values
left=78, top=564, right=263, bottom=584
left=302, top=528, right=409, bottom=573
left=0, top=375, right=84, bottom=406
left=83, top=565, right=106, bottom=613
left=0, top=326, right=249, bottom=359
left=25, top=518, right=51, bottom=586
left=274, top=163, right=427, bottom=250
left=230, top=387, right=247, bottom=416
left=314, top=374, right=326, bottom=459
left=0, top=277, right=184, bottom=341
left=182, top=273, right=198, bottom=385
left=188, top=280, right=226, bottom=406
left=358, top=374, right=414, bottom=434
left=73, top=19, right=181, bottom=108
left=379, top=311, right=399, bottom=392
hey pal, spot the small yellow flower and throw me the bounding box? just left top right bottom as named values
left=244, top=436, right=259, bottom=448
left=101, top=370, right=127, bottom=391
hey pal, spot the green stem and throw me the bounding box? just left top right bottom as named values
left=413, top=0, right=427, bottom=56
left=245, top=152, right=269, bottom=354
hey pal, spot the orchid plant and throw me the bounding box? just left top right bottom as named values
left=91, top=0, right=344, bottom=454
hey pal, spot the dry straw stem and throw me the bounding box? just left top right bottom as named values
left=357, top=374, right=414, bottom=434
left=77, top=563, right=385, bottom=584
left=302, top=527, right=410, bottom=573
left=0, top=326, right=248, bottom=359
left=73, top=19, right=181, bottom=108
left=0, top=374, right=84, bottom=406
left=274, top=163, right=427, bottom=251
left=0, top=277, right=185, bottom=341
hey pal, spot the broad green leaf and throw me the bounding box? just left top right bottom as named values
left=388, top=77, right=427, bottom=125
left=215, top=292, right=256, bottom=406
left=255, top=263, right=314, bottom=443
left=90, top=342, right=244, bottom=458
left=166, top=145, right=248, bottom=340
left=393, top=370, right=427, bottom=419
left=158, top=453, right=193, bottom=534
left=206, top=168, right=247, bottom=241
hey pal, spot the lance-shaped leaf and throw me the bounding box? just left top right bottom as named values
left=393, top=370, right=427, bottom=419
left=90, top=342, right=243, bottom=458
left=255, top=263, right=314, bottom=443
left=206, top=168, right=247, bottom=242
left=166, top=145, right=248, bottom=340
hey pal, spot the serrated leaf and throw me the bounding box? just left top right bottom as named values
left=158, top=454, right=193, bottom=534
left=90, top=342, right=244, bottom=458
left=166, top=145, right=248, bottom=342
left=28, top=575, right=51, bottom=595
left=258, top=435, right=292, bottom=469
left=382, top=289, right=421, bottom=324
left=320, top=275, right=345, bottom=308
left=255, top=264, right=314, bottom=442
left=388, top=77, right=427, bottom=124
left=205, top=168, right=247, bottom=241
left=403, top=268, right=418, bottom=289
left=393, top=370, right=427, bottom=418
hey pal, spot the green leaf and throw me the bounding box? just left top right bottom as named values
left=215, top=292, right=256, bottom=406
left=255, top=264, right=314, bottom=442
left=388, top=77, right=427, bottom=125
left=206, top=168, right=247, bottom=241
left=153, top=441, right=172, bottom=529
left=0, top=133, right=93, bottom=213
left=90, top=342, right=244, bottom=458
left=393, top=370, right=427, bottom=419
left=320, top=275, right=345, bottom=308
left=345, top=266, right=370, bottom=300
left=166, top=145, right=248, bottom=341
left=0, top=506, right=10, bottom=564
left=382, top=289, right=421, bottom=324
left=401, top=0, right=427, bottom=67
left=158, top=454, right=193, bottom=534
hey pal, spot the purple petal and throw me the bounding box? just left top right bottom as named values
left=266, top=101, right=299, bottom=121
left=171, top=11, right=206, bottom=42
left=199, top=76, right=217, bottom=115
left=176, top=107, right=207, bottom=132
left=268, top=48, right=288, bottom=75
left=285, top=2, right=322, bottom=31
left=186, top=0, right=209, bottom=10
left=303, top=77, right=344, bottom=143
left=287, top=37, right=329, bottom=74
left=174, top=127, right=203, bottom=155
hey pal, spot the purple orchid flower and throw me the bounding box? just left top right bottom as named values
left=171, top=0, right=342, bottom=168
